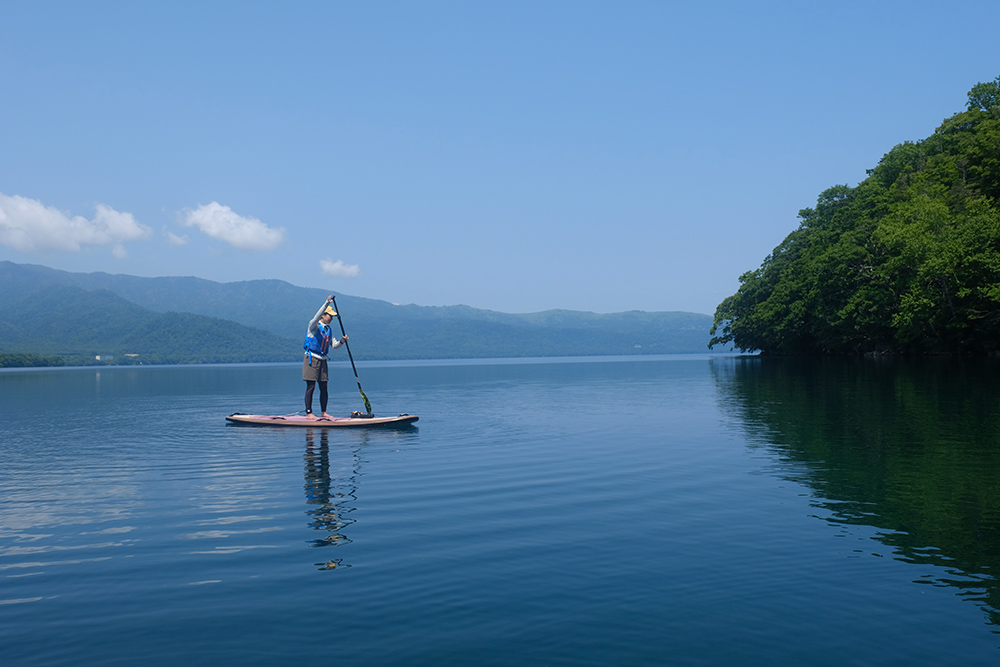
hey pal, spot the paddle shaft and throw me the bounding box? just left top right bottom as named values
left=330, top=296, right=373, bottom=415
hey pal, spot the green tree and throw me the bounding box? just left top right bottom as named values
left=967, top=75, right=1000, bottom=112
left=711, top=76, right=1000, bottom=355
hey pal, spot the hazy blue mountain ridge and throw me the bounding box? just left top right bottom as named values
left=0, top=261, right=712, bottom=363
left=1, top=283, right=296, bottom=364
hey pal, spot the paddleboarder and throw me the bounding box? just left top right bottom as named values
left=303, top=296, right=348, bottom=419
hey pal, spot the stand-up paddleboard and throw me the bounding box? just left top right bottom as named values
left=226, top=412, right=418, bottom=428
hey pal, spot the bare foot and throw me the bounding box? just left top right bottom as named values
left=321, top=412, right=333, bottom=419
left=305, top=413, right=320, bottom=420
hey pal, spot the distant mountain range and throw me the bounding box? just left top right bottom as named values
left=0, top=261, right=713, bottom=364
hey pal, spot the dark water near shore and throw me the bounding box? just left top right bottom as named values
left=1, top=355, right=999, bottom=665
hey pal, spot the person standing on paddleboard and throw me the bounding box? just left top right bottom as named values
left=303, top=296, right=348, bottom=419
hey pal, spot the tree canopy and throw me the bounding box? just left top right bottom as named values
left=710, top=76, right=1000, bottom=355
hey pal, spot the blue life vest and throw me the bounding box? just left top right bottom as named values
left=304, top=323, right=333, bottom=358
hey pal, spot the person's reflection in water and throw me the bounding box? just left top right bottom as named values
left=304, top=428, right=363, bottom=570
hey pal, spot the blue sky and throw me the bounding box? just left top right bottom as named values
left=2, top=1, right=998, bottom=315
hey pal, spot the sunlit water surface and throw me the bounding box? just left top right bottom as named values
left=2, top=356, right=998, bottom=665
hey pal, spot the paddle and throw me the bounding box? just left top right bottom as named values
left=330, top=295, right=373, bottom=416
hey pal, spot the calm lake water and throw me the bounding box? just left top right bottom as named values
left=2, top=355, right=999, bottom=665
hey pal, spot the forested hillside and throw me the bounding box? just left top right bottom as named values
left=0, top=263, right=713, bottom=364
left=0, top=285, right=296, bottom=365
left=710, top=77, right=1000, bottom=355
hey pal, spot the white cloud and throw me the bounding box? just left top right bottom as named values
left=164, top=230, right=188, bottom=246
left=0, top=193, right=151, bottom=254
left=320, top=258, right=360, bottom=278
left=181, top=202, right=285, bottom=251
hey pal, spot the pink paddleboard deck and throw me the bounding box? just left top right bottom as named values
left=226, top=413, right=418, bottom=427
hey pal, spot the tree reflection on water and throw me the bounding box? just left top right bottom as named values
left=712, top=355, right=1000, bottom=629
